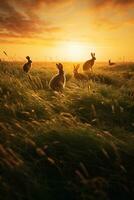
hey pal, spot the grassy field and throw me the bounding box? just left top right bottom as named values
left=0, top=61, right=134, bottom=200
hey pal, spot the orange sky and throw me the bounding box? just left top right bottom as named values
left=0, top=0, right=134, bottom=62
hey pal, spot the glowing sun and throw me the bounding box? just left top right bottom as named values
left=62, top=42, right=88, bottom=61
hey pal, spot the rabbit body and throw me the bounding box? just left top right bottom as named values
left=73, top=65, right=88, bottom=81
left=49, top=63, right=66, bottom=92
left=23, top=56, right=32, bottom=73
left=109, top=60, right=116, bottom=66
left=83, top=53, right=96, bottom=72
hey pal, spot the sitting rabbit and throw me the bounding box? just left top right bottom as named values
left=49, top=63, right=66, bottom=92
left=109, top=59, right=116, bottom=66
left=73, top=64, right=88, bottom=81
left=23, top=56, right=32, bottom=73
left=83, top=53, right=96, bottom=72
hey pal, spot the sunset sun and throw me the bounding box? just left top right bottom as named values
left=66, top=42, right=86, bottom=61
left=58, top=41, right=92, bottom=62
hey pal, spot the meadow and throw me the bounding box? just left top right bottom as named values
left=0, top=61, right=134, bottom=200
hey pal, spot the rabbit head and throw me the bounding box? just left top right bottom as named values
left=73, top=64, right=80, bottom=74
left=49, top=62, right=66, bottom=92
left=26, top=56, right=30, bottom=61
left=91, top=53, right=96, bottom=60
left=56, top=63, right=64, bottom=74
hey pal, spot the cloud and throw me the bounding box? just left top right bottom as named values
left=0, top=0, right=134, bottom=42
left=88, top=0, right=134, bottom=30
left=0, top=0, right=63, bottom=38
left=90, top=0, right=134, bottom=9
left=14, top=0, right=62, bottom=10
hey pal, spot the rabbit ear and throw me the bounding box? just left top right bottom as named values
left=73, top=65, right=76, bottom=69
left=56, top=63, right=59, bottom=68
left=59, top=63, right=63, bottom=68
left=57, top=63, right=63, bottom=70
left=92, top=53, right=94, bottom=57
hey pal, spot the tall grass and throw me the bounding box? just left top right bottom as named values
left=0, top=61, right=134, bottom=200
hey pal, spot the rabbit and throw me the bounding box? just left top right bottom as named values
left=109, top=59, right=116, bottom=66
left=49, top=63, right=66, bottom=92
left=73, top=64, right=88, bottom=81
left=23, top=56, right=32, bottom=73
left=83, top=53, right=96, bottom=72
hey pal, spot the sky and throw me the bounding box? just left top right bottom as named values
left=0, top=0, right=134, bottom=62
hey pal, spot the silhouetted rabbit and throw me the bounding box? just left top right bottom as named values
left=49, top=63, right=66, bottom=92
left=83, top=53, right=96, bottom=72
left=109, top=59, right=116, bottom=66
left=23, top=56, right=32, bottom=73
left=73, top=64, right=88, bottom=81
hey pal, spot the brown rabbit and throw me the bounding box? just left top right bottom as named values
left=23, top=56, right=32, bottom=73
left=49, top=63, right=66, bottom=92
left=83, top=53, right=96, bottom=72
left=109, top=59, right=116, bottom=66
left=73, top=64, right=88, bottom=81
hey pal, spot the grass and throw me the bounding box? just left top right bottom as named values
left=0, top=61, right=134, bottom=200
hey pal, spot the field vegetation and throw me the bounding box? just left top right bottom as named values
left=0, top=61, right=134, bottom=200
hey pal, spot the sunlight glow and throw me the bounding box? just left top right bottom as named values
left=62, top=42, right=89, bottom=62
